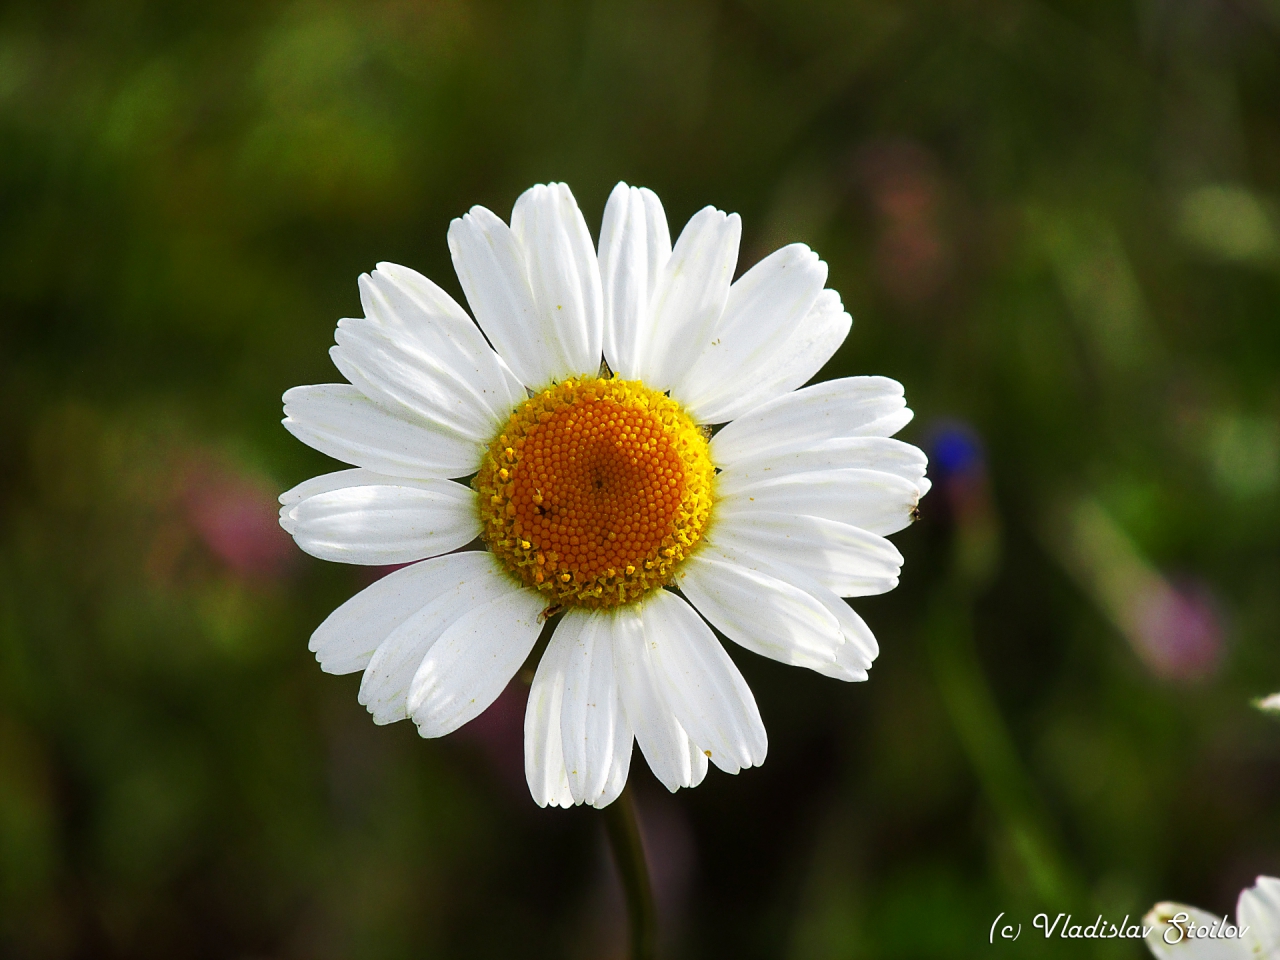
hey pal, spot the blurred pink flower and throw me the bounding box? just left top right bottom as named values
left=185, top=463, right=295, bottom=580
left=1052, top=498, right=1224, bottom=683
left=856, top=139, right=952, bottom=306
left=1132, top=579, right=1223, bottom=682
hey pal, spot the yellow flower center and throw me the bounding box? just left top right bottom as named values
left=475, top=377, right=714, bottom=609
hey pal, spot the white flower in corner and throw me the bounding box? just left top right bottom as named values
left=1257, top=693, right=1280, bottom=714
left=279, top=182, right=928, bottom=808
left=1145, top=875, right=1280, bottom=958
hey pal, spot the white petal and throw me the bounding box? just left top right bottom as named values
left=687, top=735, right=710, bottom=787
left=674, top=244, right=827, bottom=421
left=852, top=408, right=915, bottom=440
left=555, top=610, right=628, bottom=805
left=677, top=552, right=845, bottom=675
left=719, top=436, right=928, bottom=496
left=287, top=479, right=477, bottom=565
left=705, top=511, right=902, bottom=597
left=639, top=589, right=767, bottom=774
left=328, top=271, right=522, bottom=440
left=283, top=383, right=481, bottom=479
left=1239, top=876, right=1280, bottom=956
left=591, top=709, right=635, bottom=809
left=611, top=603, right=697, bottom=792
left=374, top=262, right=528, bottom=420
left=307, top=553, right=489, bottom=675
left=599, top=182, right=671, bottom=380
left=329, top=338, right=477, bottom=440
left=801, top=579, right=879, bottom=680
left=717, top=288, right=853, bottom=421
left=525, top=619, right=576, bottom=809
left=448, top=205, right=561, bottom=389
left=1144, top=902, right=1252, bottom=960
left=634, top=206, right=741, bottom=391
left=357, top=552, right=508, bottom=724
left=279, top=468, right=385, bottom=532
left=280, top=468, right=384, bottom=507
left=759, top=562, right=880, bottom=680
left=717, top=468, right=920, bottom=537
left=408, top=574, right=545, bottom=737
left=689, top=539, right=878, bottom=680
left=710, top=377, right=911, bottom=467
left=510, top=182, right=603, bottom=381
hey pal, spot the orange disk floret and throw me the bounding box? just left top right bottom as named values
left=475, top=377, right=715, bottom=609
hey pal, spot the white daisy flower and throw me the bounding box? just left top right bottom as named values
left=279, top=182, right=929, bottom=809
left=1145, top=875, right=1280, bottom=958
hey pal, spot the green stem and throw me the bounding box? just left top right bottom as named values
left=603, top=785, right=657, bottom=960
left=926, top=586, right=1077, bottom=904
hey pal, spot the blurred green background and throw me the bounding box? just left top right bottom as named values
left=2, top=1, right=1279, bottom=957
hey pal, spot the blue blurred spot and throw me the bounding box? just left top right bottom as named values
left=927, top=422, right=985, bottom=479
